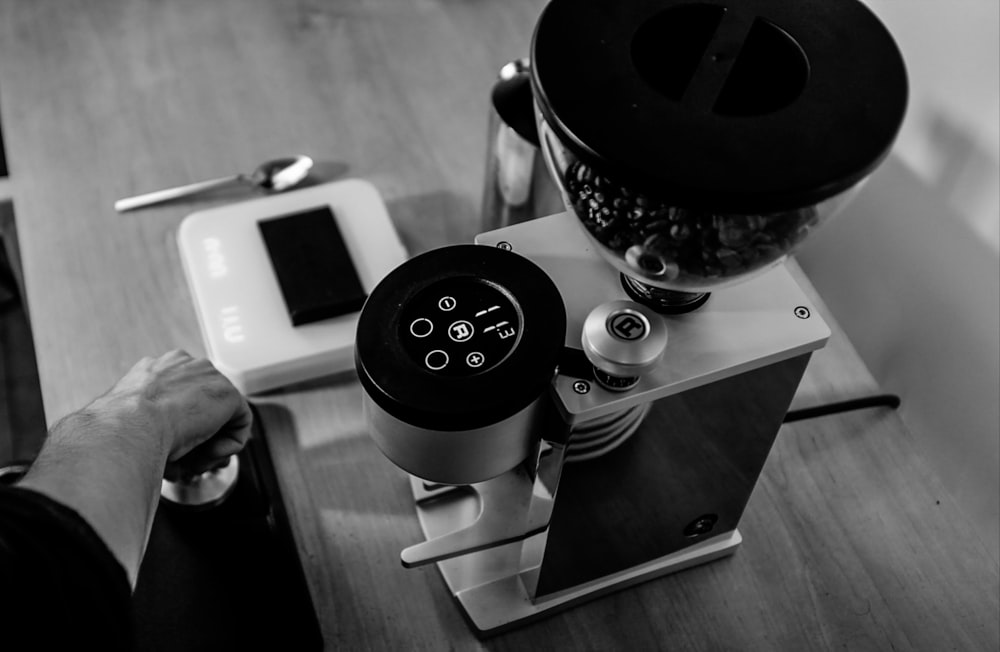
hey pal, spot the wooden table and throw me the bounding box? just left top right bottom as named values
left=1, top=1, right=996, bottom=649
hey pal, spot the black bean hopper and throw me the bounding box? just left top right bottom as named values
left=356, top=0, right=907, bottom=635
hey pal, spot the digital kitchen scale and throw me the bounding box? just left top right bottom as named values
left=178, top=179, right=407, bottom=394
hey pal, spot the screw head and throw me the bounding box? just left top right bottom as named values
left=683, top=513, right=719, bottom=537
left=572, top=380, right=590, bottom=394
left=794, top=306, right=811, bottom=319
left=497, top=241, right=512, bottom=251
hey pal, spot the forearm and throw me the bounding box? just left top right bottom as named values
left=18, top=406, right=169, bottom=587
left=13, top=350, right=251, bottom=588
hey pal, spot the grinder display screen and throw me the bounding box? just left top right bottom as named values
left=399, top=277, right=521, bottom=377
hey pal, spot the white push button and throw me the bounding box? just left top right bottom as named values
left=438, top=296, right=457, bottom=311
left=466, top=352, right=485, bottom=368
left=425, top=350, right=449, bottom=370
left=409, top=318, right=433, bottom=338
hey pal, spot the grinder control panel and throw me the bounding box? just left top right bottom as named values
left=355, top=244, right=565, bottom=432
left=399, top=277, right=521, bottom=377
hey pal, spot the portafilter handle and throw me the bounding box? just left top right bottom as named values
left=160, top=454, right=239, bottom=509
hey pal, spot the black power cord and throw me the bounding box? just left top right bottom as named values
left=783, top=394, right=902, bottom=423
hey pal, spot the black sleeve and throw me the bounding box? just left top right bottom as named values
left=0, top=486, right=134, bottom=650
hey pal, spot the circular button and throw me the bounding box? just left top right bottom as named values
left=448, top=320, right=475, bottom=343
left=425, top=350, right=449, bottom=371
left=466, top=352, right=486, bottom=368
left=409, top=318, right=433, bottom=338
left=438, top=296, right=457, bottom=311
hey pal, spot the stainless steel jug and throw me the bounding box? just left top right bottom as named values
left=480, top=59, right=564, bottom=232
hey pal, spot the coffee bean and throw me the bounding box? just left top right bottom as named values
left=562, top=160, right=818, bottom=289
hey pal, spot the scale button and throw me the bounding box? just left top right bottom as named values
left=448, top=320, right=474, bottom=342
left=466, top=352, right=485, bottom=368
left=409, top=318, right=433, bottom=338
left=425, top=350, right=449, bottom=371
left=438, top=296, right=457, bottom=311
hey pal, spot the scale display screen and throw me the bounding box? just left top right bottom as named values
left=258, top=207, right=367, bottom=326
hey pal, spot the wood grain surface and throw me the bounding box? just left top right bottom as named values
left=0, top=0, right=996, bottom=649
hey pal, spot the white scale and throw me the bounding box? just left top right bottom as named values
left=177, top=180, right=407, bottom=394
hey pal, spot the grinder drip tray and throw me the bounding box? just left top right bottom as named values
left=132, top=407, right=322, bottom=651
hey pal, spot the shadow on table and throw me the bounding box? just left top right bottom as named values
left=133, top=403, right=323, bottom=651
left=251, top=400, right=416, bottom=516
left=386, top=190, right=480, bottom=254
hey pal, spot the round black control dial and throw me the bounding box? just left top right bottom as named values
left=400, top=277, right=521, bottom=377
left=356, top=245, right=566, bottom=432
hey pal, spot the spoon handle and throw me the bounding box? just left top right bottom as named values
left=114, top=174, right=245, bottom=212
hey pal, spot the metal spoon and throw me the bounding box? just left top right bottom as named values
left=114, top=155, right=314, bottom=212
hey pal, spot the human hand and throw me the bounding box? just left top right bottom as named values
left=85, top=350, right=253, bottom=481
left=18, top=351, right=252, bottom=584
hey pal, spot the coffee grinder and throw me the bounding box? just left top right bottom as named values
left=355, top=0, right=907, bottom=635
